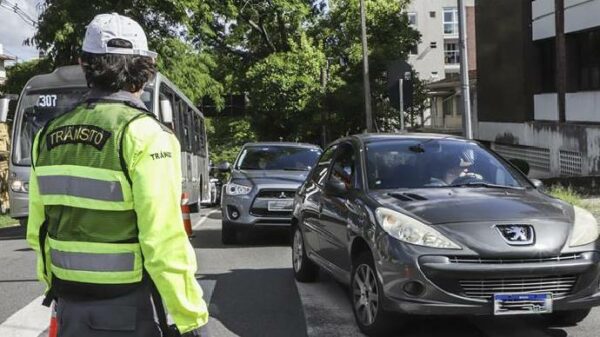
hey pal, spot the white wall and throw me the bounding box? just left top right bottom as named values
left=533, top=92, right=600, bottom=122
left=534, top=93, right=559, bottom=121
left=532, top=0, right=600, bottom=40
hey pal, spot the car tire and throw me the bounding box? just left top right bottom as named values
left=19, top=217, right=28, bottom=229
left=351, top=252, right=394, bottom=336
left=291, top=225, right=318, bottom=282
left=221, top=221, right=238, bottom=245
left=545, top=309, right=591, bottom=326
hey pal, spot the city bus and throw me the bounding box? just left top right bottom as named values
left=7, top=65, right=210, bottom=225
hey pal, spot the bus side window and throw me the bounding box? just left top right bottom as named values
left=199, top=118, right=207, bottom=157
left=192, top=114, right=200, bottom=155
left=182, top=104, right=192, bottom=153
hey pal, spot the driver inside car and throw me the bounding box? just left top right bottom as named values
left=429, top=149, right=483, bottom=186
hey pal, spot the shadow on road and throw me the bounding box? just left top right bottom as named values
left=190, top=228, right=290, bottom=249
left=0, top=225, right=25, bottom=241
left=200, top=268, right=307, bottom=337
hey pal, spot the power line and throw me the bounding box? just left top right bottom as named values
left=0, top=0, right=37, bottom=27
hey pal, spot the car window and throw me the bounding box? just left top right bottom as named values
left=236, top=146, right=321, bottom=171
left=366, top=139, right=528, bottom=190
left=312, top=145, right=338, bottom=186
left=329, top=144, right=356, bottom=189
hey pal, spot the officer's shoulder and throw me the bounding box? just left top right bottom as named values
left=126, top=115, right=175, bottom=140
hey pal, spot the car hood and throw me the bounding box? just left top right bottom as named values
left=231, top=170, right=309, bottom=186
left=371, top=188, right=571, bottom=224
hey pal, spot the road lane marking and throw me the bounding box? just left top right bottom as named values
left=193, top=209, right=220, bottom=230
left=0, top=296, right=49, bottom=337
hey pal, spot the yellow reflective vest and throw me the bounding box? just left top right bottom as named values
left=26, top=99, right=208, bottom=333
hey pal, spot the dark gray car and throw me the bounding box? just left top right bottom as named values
left=220, top=142, right=321, bottom=244
left=292, top=134, right=600, bottom=336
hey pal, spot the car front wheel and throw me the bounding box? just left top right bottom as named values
left=292, top=225, right=318, bottom=282
left=351, top=252, right=394, bottom=336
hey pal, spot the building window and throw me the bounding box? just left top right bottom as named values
left=410, top=45, right=418, bottom=55
left=430, top=41, right=437, bottom=49
left=407, top=13, right=417, bottom=27
left=444, top=42, right=460, bottom=64
left=430, top=11, right=436, bottom=18
left=443, top=7, right=459, bottom=35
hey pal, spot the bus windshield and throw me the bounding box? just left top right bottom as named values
left=14, top=88, right=154, bottom=166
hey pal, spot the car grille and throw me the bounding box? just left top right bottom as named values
left=459, top=275, right=578, bottom=300
left=256, top=190, right=297, bottom=199
left=448, top=253, right=583, bottom=264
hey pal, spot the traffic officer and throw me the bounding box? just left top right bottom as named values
left=26, top=13, right=208, bottom=337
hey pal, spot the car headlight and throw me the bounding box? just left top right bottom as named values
left=225, top=182, right=252, bottom=196
left=570, top=206, right=599, bottom=247
left=375, top=207, right=461, bottom=249
left=10, top=179, right=28, bottom=193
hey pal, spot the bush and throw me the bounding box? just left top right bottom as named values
left=548, top=185, right=582, bottom=206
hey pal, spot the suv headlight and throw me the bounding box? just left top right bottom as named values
left=570, top=206, right=599, bottom=247
left=375, top=207, right=461, bottom=249
left=225, top=182, right=252, bottom=196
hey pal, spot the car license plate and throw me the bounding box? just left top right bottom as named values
left=493, top=293, right=553, bottom=315
left=268, top=200, right=293, bottom=211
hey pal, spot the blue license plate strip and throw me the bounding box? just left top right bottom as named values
left=493, top=293, right=553, bottom=315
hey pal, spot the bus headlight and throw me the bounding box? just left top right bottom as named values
left=11, top=179, right=28, bottom=193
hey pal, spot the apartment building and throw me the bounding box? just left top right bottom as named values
left=0, top=44, right=16, bottom=86
left=476, top=0, right=600, bottom=178
left=405, top=0, right=476, bottom=131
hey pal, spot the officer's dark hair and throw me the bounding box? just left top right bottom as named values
left=80, top=39, right=156, bottom=93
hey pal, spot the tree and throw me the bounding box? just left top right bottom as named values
left=246, top=35, right=325, bottom=141
left=0, top=58, right=53, bottom=95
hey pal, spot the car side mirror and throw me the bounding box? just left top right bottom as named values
left=530, top=179, right=544, bottom=189
left=325, top=179, right=348, bottom=196
left=509, top=158, right=530, bottom=176
left=218, top=161, right=231, bottom=173
left=160, top=98, right=174, bottom=124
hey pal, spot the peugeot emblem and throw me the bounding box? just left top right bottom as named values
left=495, top=224, right=535, bottom=246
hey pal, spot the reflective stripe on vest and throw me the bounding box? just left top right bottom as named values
left=48, top=237, right=143, bottom=284
left=38, top=175, right=124, bottom=202
left=35, top=165, right=133, bottom=211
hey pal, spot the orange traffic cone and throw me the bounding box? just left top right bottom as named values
left=48, top=301, right=58, bottom=337
left=181, top=193, right=193, bottom=237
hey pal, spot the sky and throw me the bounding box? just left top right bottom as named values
left=0, top=0, right=41, bottom=63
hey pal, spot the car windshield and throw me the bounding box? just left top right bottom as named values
left=236, top=146, right=321, bottom=171
left=14, top=87, right=154, bottom=166
left=366, top=139, right=529, bottom=190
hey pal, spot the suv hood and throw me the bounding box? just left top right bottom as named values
left=371, top=188, right=571, bottom=224
left=231, top=170, right=309, bottom=185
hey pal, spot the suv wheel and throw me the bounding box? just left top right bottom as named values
left=292, top=225, right=318, bottom=282
left=221, top=221, right=238, bottom=245
left=351, top=252, right=394, bottom=336
left=545, top=309, right=591, bottom=326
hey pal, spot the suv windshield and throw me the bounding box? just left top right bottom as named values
left=366, top=139, right=528, bottom=190
left=14, top=88, right=154, bottom=166
left=236, top=146, right=321, bottom=171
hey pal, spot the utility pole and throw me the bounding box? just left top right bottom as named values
left=555, top=0, right=566, bottom=123
left=399, top=78, right=405, bottom=131
left=457, top=0, right=473, bottom=139
left=320, top=60, right=328, bottom=147
left=360, top=0, right=373, bottom=132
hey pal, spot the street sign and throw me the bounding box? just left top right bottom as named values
left=387, top=60, right=414, bottom=111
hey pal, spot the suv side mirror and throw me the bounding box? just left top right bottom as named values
left=160, top=98, right=174, bottom=124
left=509, top=158, right=530, bottom=176
left=218, top=161, right=231, bottom=173
left=325, top=178, right=347, bottom=196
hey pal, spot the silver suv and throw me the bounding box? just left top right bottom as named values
left=219, top=142, right=321, bottom=244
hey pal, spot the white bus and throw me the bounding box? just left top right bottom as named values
left=7, top=65, right=210, bottom=225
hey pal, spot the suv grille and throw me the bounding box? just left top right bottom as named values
left=459, top=275, right=577, bottom=300
left=256, top=190, right=296, bottom=199
left=449, top=253, right=583, bottom=264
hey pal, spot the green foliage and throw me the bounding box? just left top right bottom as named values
left=548, top=185, right=583, bottom=206
left=206, top=116, right=256, bottom=165
left=0, top=215, right=18, bottom=228
left=0, top=58, right=53, bottom=95
left=246, top=35, right=325, bottom=142
left=155, top=39, right=224, bottom=109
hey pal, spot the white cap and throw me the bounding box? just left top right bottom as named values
left=82, top=13, right=157, bottom=58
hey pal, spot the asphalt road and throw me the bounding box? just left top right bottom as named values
left=1, top=208, right=599, bottom=337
